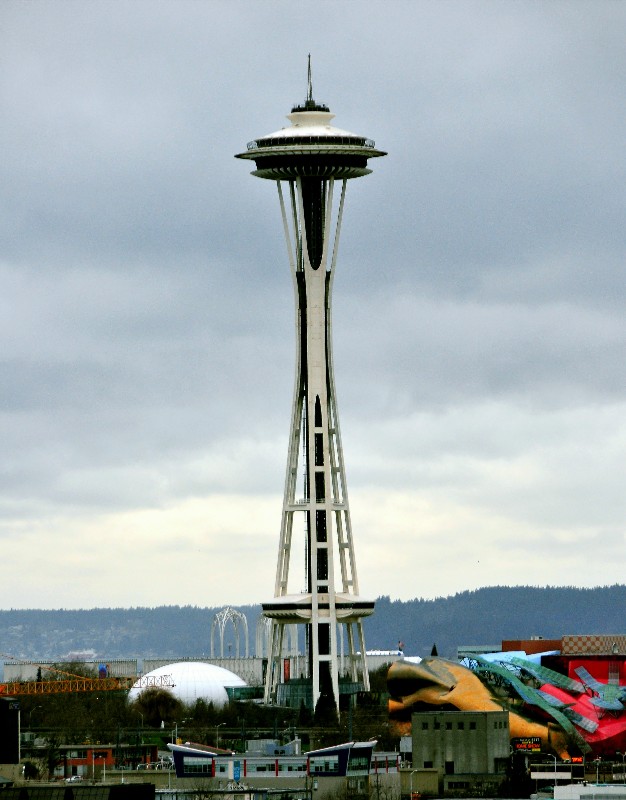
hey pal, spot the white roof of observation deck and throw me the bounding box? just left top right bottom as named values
left=258, top=109, right=363, bottom=141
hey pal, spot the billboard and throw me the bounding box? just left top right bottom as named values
left=512, top=737, right=541, bottom=753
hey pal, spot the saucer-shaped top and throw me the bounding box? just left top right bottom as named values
left=236, top=107, right=385, bottom=180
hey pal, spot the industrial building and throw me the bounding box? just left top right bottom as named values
left=409, top=710, right=510, bottom=796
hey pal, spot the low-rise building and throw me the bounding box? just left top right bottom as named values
left=410, top=710, right=510, bottom=795
left=168, top=740, right=400, bottom=800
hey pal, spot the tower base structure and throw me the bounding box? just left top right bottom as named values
left=263, top=589, right=375, bottom=713
left=237, top=76, right=385, bottom=715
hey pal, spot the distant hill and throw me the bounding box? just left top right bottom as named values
left=367, top=584, right=626, bottom=658
left=0, top=585, right=624, bottom=665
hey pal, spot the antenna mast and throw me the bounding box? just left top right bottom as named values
left=307, top=54, right=313, bottom=103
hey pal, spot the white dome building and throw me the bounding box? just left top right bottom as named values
left=129, top=661, right=246, bottom=708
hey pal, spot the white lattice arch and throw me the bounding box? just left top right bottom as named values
left=210, top=607, right=249, bottom=658
left=255, top=616, right=272, bottom=658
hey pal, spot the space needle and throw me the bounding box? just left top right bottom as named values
left=236, top=64, right=386, bottom=714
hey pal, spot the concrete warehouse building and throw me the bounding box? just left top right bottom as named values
left=410, top=710, right=510, bottom=796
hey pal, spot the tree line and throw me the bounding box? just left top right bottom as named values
left=1, top=584, right=624, bottom=661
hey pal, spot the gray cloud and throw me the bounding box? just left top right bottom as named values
left=1, top=0, right=625, bottom=607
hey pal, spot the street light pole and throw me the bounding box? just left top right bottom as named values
left=216, top=722, right=226, bottom=750
left=549, top=755, right=558, bottom=787
left=410, top=769, right=417, bottom=800
left=28, top=706, right=43, bottom=729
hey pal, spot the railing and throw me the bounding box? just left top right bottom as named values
left=247, top=135, right=376, bottom=150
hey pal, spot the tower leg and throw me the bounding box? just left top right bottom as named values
left=262, top=178, right=372, bottom=714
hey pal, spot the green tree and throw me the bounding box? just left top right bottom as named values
left=22, top=761, right=40, bottom=780
left=130, top=687, right=183, bottom=728
left=41, top=733, right=61, bottom=779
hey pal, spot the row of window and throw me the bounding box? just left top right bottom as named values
left=422, top=721, right=477, bottom=731
left=246, top=764, right=307, bottom=773
left=349, top=756, right=370, bottom=771
left=183, top=763, right=213, bottom=775
left=182, top=757, right=310, bottom=776
left=421, top=719, right=507, bottom=731
left=309, top=756, right=339, bottom=774
left=247, top=136, right=375, bottom=150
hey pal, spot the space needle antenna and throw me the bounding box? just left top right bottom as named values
left=307, top=53, right=313, bottom=103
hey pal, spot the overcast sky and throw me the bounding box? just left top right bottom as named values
left=1, top=0, right=625, bottom=615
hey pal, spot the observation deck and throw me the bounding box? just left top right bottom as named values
left=235, top=105, right=386, bottom=180
left=262, top=592, right=375, bottom=625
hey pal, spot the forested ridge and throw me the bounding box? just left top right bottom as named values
left=368, top=584, right=626, bottom=657
left=1, top=584, right=624, bottom=664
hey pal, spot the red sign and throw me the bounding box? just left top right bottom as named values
left=512, top=737, right=542, bottom=752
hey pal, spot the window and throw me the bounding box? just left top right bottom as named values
left=422, top=722, right=429, bottom=730
left=469, top=721, right=476, bottom=730
left=424, top=761, right=433, bottom=769
left=457, top=722, right=464, bottom=730
left=445, top=722, right=452, bottom=730
left=434, top=721, right=440, bottom=729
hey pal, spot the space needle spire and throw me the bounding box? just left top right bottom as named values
left=236, top=65, right=386, bottom=714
